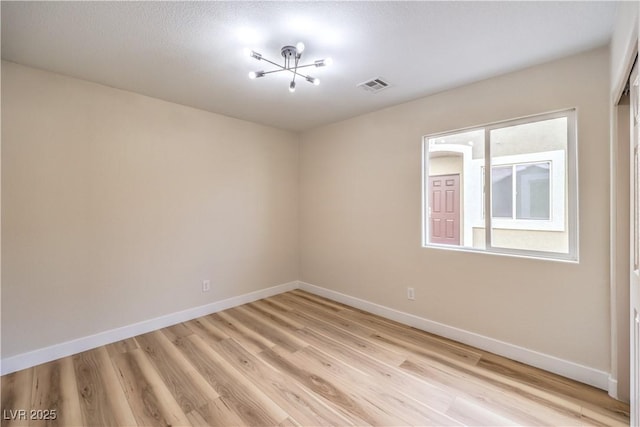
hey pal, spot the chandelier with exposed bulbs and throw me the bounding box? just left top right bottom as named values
left=246, top=42, right=333, bottom=93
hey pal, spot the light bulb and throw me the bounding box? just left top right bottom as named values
left=289, top=81, right=296, bottom=92
left=248, top=71, right=257, bottom=79
left=243, top=48, right=252, bottom=57
left=315, top=58, right=333, bottom=67
left=313, top=78, right=320, bottom=86
left=296, top=42, right=305, bottom=53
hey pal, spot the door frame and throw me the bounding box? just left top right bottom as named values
left=629, top=59, right=640, bottom=426
left=610, top=16, right=638, bottom=403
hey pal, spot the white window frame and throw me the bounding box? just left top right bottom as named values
left=422, top=109, right=578, bottom=262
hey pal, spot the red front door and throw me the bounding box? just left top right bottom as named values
left=429, top=174, right=460, bottom=245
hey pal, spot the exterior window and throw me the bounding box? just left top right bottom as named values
left=485, top=162, right=552, bottom=220
left=423, top=110, right=577, bottom=261
left=492, top=166, right=513, bottom=218
left=516, top=162, right=550, bottom=220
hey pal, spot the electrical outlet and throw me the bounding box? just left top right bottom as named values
left=202, top=280, right=211, bottom=293
left=407, top=287, right=415, bottom=300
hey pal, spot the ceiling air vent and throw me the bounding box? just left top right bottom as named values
left=357, top=77, right=391, bottom=93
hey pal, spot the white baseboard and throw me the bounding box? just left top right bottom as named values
left=2, top=279, right=612, bottom=394
left=298, top=281, right=611, bottom=391
left=608, top=376, right=619, bottom=399
left=0, top=281, right=298, bottom=375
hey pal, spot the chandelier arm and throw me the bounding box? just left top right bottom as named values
left=254, top=54, right=318, bottom=74
left=295, top=63, right=319, bottom=70
left=259, top=60, right=318, bottom=71
left=259, top=68, right=310, bottom=79
left=259, top=57, right=287, bottom=70
left=261, top=69, right=287, bottom=76
left=292, top=55, right=300, bottom=84
left=288, top=68, right=311, bottom=80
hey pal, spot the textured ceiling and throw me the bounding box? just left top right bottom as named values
left=1, top=1, right=617, bottom=132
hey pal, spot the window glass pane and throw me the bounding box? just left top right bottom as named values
left=489, top=117, right=568, bottom=254
left=490, top=117, right=566, bottom=158
left=516, top=162, right=550, bottom=220
left=491, top=166, right=512, bottom=218
left=426, top=129, right=484, bottom=249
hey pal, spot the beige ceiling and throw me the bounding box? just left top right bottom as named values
left=1, top=1, right=617, bottom=132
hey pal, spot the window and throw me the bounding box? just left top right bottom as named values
left=516, top=162, right=550, bottom=219
left=422, top=110, right=577, bottom=261
left=489, top=162, right=551, bottom=219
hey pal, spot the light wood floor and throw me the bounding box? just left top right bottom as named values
left=1, top=290, right=630, bottom=426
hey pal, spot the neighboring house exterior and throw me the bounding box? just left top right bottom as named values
left=426, top=115, right=569, bottom=254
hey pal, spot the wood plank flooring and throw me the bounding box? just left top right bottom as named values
left=1, top=290, right=630, bottom=426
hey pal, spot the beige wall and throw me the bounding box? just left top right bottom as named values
left=1, top=62, right=299, bottom=358
left=299, top=47, right=611, bottom=370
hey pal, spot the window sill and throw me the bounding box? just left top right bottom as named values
left=422, top=242, right=579, bottom=263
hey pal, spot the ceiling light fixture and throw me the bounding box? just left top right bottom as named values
left=246, top=42, right=332, bottom=92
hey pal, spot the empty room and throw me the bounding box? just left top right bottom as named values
left=1, top=1, right=639, bottom=426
